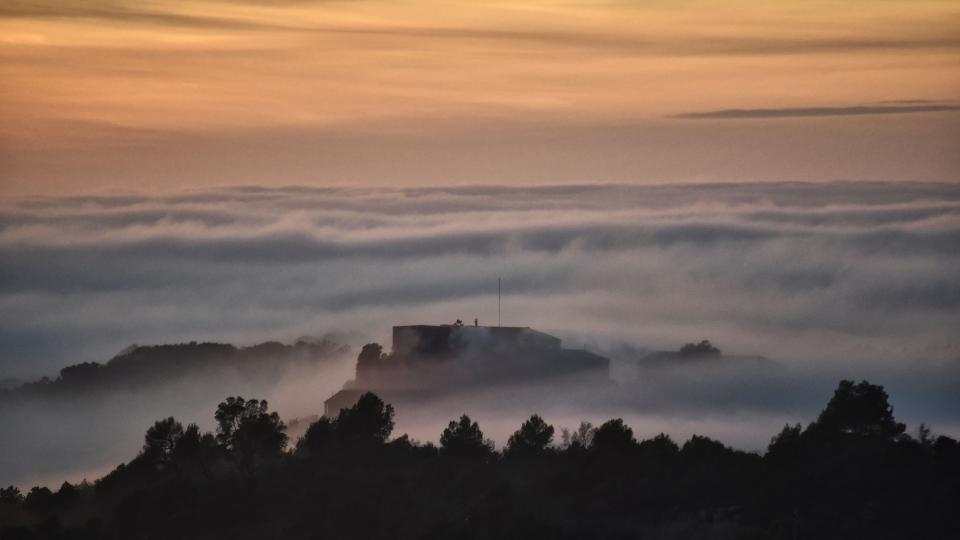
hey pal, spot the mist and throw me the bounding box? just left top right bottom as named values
left=1, top=181, right=958, bottom=489
left=0, top=341, right=356, bottom=489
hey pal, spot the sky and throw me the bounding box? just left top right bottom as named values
left=1, top=0, right=959, bottom=194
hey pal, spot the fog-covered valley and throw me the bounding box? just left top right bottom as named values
left=2, top=182, right=958, bottom=490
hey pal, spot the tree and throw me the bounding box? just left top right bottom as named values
left=681, top=435, right=732, bottom=463
left=172, top=423, right=219, bottom=479
left=637, top=433, right=680, bottom=461
left=592, top=418, right=635, bottom=454
left=142, top=417, right=184, bottom=468
left=336, top=392, right=395, bottom=448
left=297, top=416, right=338, bottom=456
left=934, top=435, right=960, bottom=460
left=767, top=423, right=802, bottom=461
left=806, top=380, right=905, bottom=440
left=505, top=414, right=554, bottom=459
left=0, top=485, right=23, bottom=505
left=356, top=343, right=386, bottom=378
left=214, top=396, right=255, bottom=449
left=58, top=362, right=103, bottom=387
left=679, top=340, right=721, bottom=357
left=214, top=396, right=288, bottom=473
left=54, top=482, right=78, bottom=506
left=23, top=487, right=53, bottom=513
left=440, top=415, right=493, bottom=460
left=561, top=421, right=596, bottom=450
left=917, top=423, right=934, bottom=448
left=233, top=412, right=288, bottom=473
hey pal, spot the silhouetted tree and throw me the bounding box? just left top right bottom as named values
left=637, top=433, right=680, bottom=461
left=7, top=380, right=960, bottom=539
left=561, top=420, right=596, bottom=450
left=296, top=416, right=338, bottom=456
left=214, top=397, right=287, bottom=473
left=58, top=362, right=103, bottom=387
left=916, top=423, right=934, bottom=448
left=806, top=379, right=905, bottom=440
left=505, top=414, right=554, bottom=459
left=214, top=396, right=253, bottom=448
left=679, top=339, right=721, bottom=357
left=767, top=423, right=802, bottom=461
left=681, top=435, right=733, bottom=462
left=440, top=415, right=493, bottom=460
left=142, top=417, right=184, bottom=468
left=336, top=392, right=395, bottom=448
left=23, top=487, right=53, bottom=513
left=53, top=483, right=78, bottom=507
left=934, top=435, right=960, bottom=460
left=592, top=418, right=635, bottom=454
left=171, top=423, right=219, bottom=479
left=356, top=343, right=386, bottom=378
left=0, top=486, right=23, bottom=505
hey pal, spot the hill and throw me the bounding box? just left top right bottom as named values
left=1, top=338, right=350, bottom=403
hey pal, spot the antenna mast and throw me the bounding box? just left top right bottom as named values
left=498, top=277, right=501, bottom=327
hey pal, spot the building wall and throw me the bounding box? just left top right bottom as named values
left=392, top=325, right=562, bottom=359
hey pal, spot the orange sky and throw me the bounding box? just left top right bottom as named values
left=1, top=0, right=958, bottom=194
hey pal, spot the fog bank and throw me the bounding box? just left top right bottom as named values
left=1, top=181, right=958, bottom=488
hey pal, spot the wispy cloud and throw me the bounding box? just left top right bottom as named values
left=302, top=27, right=960, bottom=56
left=0, top=1, right=305, bottom=31
left=675, top=104, right=960, bottom=119
left=3, top=1, right=958, bottom=192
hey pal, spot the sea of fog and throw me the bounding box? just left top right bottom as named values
left=1, top=181, right=958, bottom=489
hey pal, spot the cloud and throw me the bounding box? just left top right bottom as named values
left=2, top=181, right=959, bottom=488
left=302, top=26, right=960, bottom=56
left=1, top=181, right=958, bottom=378
left=674, top=104, right=960, bottom=119
left=0, top=1, right=306, bottom=31
left=5, top=2, right=958, bottom=57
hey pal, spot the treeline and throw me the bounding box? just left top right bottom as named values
left=1, top=380, right=958, bottom=539
left=1, top=339, right=348, bottom=402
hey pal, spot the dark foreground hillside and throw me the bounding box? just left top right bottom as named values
left=1, top=380, right=958, bottom=540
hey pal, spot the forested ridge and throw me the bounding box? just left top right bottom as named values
left=1, top=380, right=957, bottom=539
left=0, top=339, right=348, bottom=403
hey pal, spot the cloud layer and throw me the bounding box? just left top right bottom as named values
left=2, top=181, right=958, bottom=378
left=2, top=181, right=959, bottom=487
left=675, top=104, right=960, bottom=119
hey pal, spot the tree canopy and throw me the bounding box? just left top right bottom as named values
left=142, top=417, right=184, bottom=468
left=807, top=379, right=906, bottom=439
left=3, top=380, right=958, bottom=539
left=505, top=414, right=554, bottom=459
left=214, top=396, right=287, bottom=473
left=679, top=339, right=721, bottom=357
left=592, top=418, right=636, bottom=453
left=440, top=414, right=493, bottom=460
left=335, top=392, right=396, bottom=447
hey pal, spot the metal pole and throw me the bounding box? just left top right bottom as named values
left=498, top=277, right=501, bottom=327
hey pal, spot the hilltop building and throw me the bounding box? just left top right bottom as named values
left=324, top=323, right=609, bottom=417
